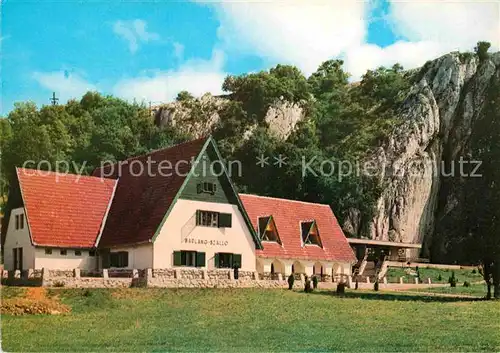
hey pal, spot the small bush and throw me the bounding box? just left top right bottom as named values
left=437, top=274, right=442, bottom=281
left=472, top=269, right=477, bottom=274
left=304, top=277, right=312, bottom=293
left=374, top=281, right=379, bottom=291
left=463, top=281, right=470, bottom=287
left=312, top=276, right=319, bottom=289
left=287, top=274, right=294, bottom=290
left=475, top=41, right=491, bottom=61
left=448, top=272, right=457, bottom=288
left=52, top=281, right=65, bottom=288
left=355, top=279, right=359, bottom=290
left=337, top=282, right=346, bottom=295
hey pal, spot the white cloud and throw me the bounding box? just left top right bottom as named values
left=345, top=40, right=444, bottom=79
left=213, top=0, right=367, bottom=75
left=210, top=0, right=500, bottom=79
left=112, top=50, right=226, bottom=103
left=32, top=71, right=98, bottom=102
left=389, top=0, right=500, bottom=52
left=113, top=19, right=160, bottom=54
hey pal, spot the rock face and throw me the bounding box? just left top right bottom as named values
left=346, top=52, right=500, bottom=259
left=154, top=93, right=225, bottom=139
left=153, top=94, right=305, bottom=140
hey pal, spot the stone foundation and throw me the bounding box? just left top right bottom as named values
left=0, top=268, right=310, bottom=289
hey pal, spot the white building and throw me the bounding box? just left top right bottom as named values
left=3, top=136, right=356, bottom=278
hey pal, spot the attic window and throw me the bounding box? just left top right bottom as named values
left=15, top=214, right=24, bottom=230
left=197, top=182, right=217, bottom=195
left=258, top=216, right=281, bottom=244
left=301, top=220, right=322, bottom=247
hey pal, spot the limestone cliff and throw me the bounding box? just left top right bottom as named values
left=153, top=52, right=500, bottom=261
left=153, top=93, right=305, bottom=140
left=344, top=52, right=500, bottom=259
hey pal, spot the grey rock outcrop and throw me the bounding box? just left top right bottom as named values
left=345, top=52, right=500, bottom=258
left=153, top=94, right=305, bottom=140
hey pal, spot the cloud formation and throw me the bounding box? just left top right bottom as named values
left=212, top=0, right=500, bottom=79
left=112, top=49, right=226, bottom=103
left=113, top=19, right=160, bottom=54
left=32, top=71, right=97, bottom=103
left=214, top=0, right=366, bottom=75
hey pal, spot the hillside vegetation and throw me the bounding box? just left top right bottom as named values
left=1, top=42, right=499, bottom=298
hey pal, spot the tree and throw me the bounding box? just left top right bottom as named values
left=475, top=41, right=491, bottom=61
left=463, top=71, right=500, bottom=299
left=307, top=59, right=349, bottom=97
left=176, top=91, right=194, bottom=102
left=222, top=64, right=309, bottom=123
left=0, top=93, right=185, bottom=246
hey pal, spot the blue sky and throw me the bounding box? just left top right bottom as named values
left=1, top=0, right=498, bottom=115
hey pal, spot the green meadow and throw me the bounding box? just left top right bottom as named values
left=1, top=287, right=499, bottom=352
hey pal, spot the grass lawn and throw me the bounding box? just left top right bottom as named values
left=386, top=266, right=483, bottom=284
left=2, top=287, right=500, bottom=352
left=414, top=283, right=491, bottom=297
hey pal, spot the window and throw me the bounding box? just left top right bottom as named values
left=301, top=221, right=322, bottom=247
left=15, top=214, right=25, bottom=230
left=218, top=213, right=232, bottom=228
left=75, top=250, right=82, bottom=256
left=60, top=249, right=67, bottom=256
left=173, top=251, right=206, bottom=267
left=110, top=251, right=128, bottom=268
left=215, top=253, right=241, bottom=269
left=13, top=247, right=23, bottom=271
left=89, top=250, right=96, bottom=257
left=196, top=211, right=232, bottom=228
left=197, top=182, right=217, bottom=195
left=45, top=248, right=52, bottom=255
left=258, top=216, right=281, bottom=243
left=196, top=210, right=219, bottom=227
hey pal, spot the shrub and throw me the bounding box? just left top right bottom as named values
left=304, top=277, right=312, bottom=293
left=52, top=281, right=65, bottom=288
left=337, top=282, right=346, bottom=295
left=287, top=274, right=294, bottom=290
left=463, top=281, right=471, bottom=287
left=472, top=269, right=477, bottom=274
left=355, top=278, right=359, bottom=290
left=448, top=272, right=457, bottom=288
left=374, top=281, right=379, bottom=291
left=437, top=274, right=442, bottom=281
left=475, top=41, right=491, bottom=61
left=312, top=276, right=319, bottom=289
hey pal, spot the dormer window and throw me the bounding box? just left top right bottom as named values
left=197, top=182, right=217, bottom=195
left=258, top=216, right=281, bottom=244
left=301, top=220, right=322, bottom=247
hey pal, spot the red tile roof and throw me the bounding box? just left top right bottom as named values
left=239, top=194, right=356, bottom=263
left=16, top=168, right=117, bottom=248
left=92, top=137, right=208, bottom=247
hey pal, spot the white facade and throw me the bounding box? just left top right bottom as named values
left=153, top=199, right=256, bottom=271
left=4, top=207, right=98, bottom=271
left=34, top=248, right=97, bottom=270
left=257, top=257, right=352, bottom=277
left=3, top=208, right=35, bottom=271
left=107, top=199, right=257, bottom=271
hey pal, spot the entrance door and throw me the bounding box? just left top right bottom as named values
left=13, top=247, right=23, bottom=271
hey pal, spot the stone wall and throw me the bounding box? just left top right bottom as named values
left=0, top=268, right=353, bottom=289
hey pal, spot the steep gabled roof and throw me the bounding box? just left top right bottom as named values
left=92, top=137, right=208, bottom=247
left=16, top=168, right=117, bottom=248
left=239, top=194, right=357, bottom=263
